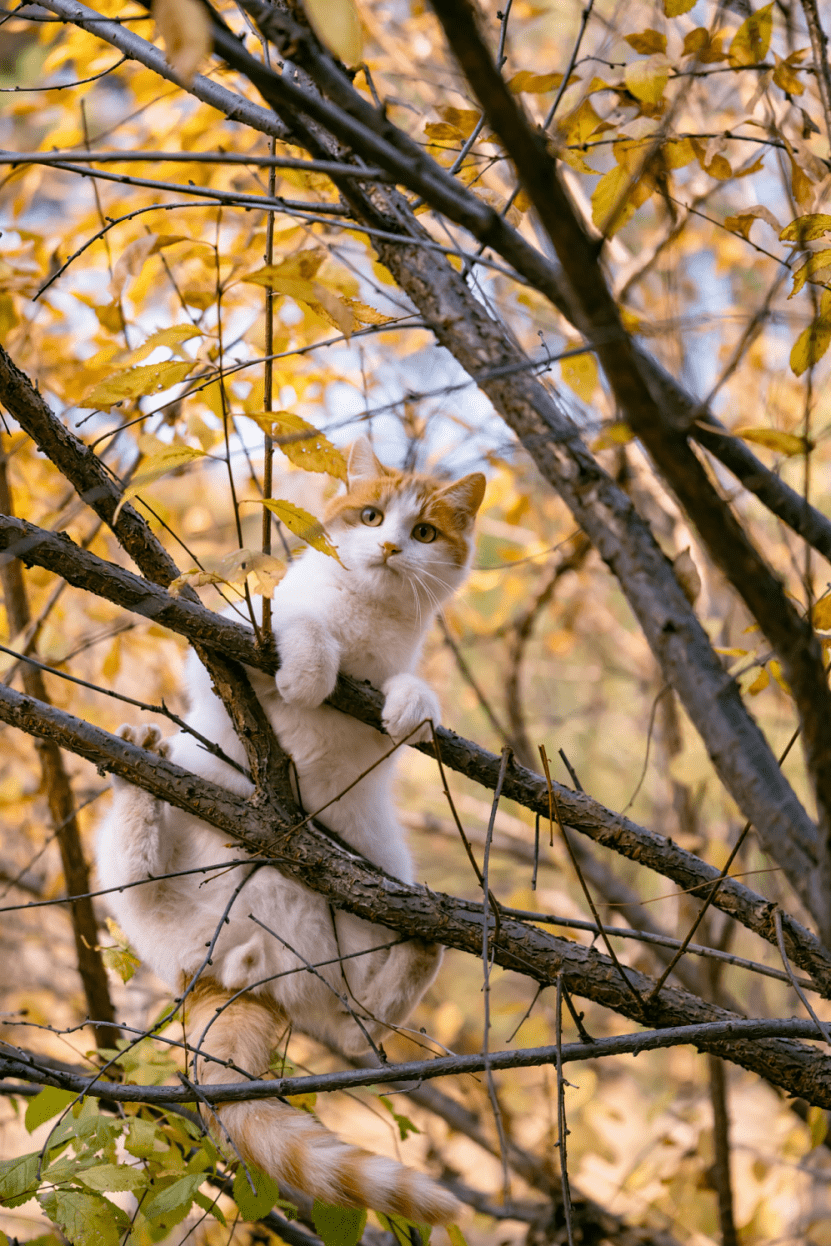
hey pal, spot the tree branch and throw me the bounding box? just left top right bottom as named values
left=2, top=509, right=830, bottom=992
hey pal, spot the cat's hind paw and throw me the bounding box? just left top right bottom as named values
left=382, top=674, right=441, bottom=743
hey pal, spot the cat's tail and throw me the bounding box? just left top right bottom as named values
left=184, top=979, right=460, bottom=1226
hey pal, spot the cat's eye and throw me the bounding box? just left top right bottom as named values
left=412, top=522, right=437, bottom=543
left=361, top=506, right=383, bottom=527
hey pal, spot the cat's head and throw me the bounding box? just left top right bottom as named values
left=323, top=437, right=486, bottom=615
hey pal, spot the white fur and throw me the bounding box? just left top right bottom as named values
left=96, top=449, right=481, bottom=1056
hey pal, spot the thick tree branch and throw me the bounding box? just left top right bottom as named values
left=1, top=681, right=831, bottom=1106
left=17, top=9, right=828, bottom=911
left=424, top=0, right=831, bottom=938
left=2, top=513, right=831, bottom=995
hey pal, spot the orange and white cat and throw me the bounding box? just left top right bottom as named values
left=96, top=437, right=485, bottom=1223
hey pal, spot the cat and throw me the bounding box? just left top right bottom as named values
left=96, top=436, right=486, bottom=1224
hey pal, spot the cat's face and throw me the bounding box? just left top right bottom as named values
left=323, top=438, right=486, bottom=613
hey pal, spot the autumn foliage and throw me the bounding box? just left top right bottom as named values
left=1, top=0, right=831, bottom=1241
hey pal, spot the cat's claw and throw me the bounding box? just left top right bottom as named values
left=113, top=723, right=169, bottom=789
left=382, top=674, right=441, bottom=743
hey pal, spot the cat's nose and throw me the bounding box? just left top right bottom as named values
left=381, top=541, right=401, bottom=560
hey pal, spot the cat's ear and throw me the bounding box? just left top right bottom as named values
left=437, top=472, right=486, bottom=522
left=347, top=436, right=385, bottom=485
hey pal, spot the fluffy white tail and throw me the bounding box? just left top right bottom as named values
left=184, top=980, right=459, bottom=1225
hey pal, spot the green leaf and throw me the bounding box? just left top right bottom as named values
left=194, top=1188, right=227, bottom=1224
left=248, top=411, right=348, bottom=481
left=378, top=1095, right=421, bottom=1142
left=447, top=1224, right=468, bottom=1246
left=729, top=2, right=774, bottom=66
left=125, top=1115, right=169, bottom=1158
left=141, top=1172, right=205, bottom=1221
left=663, top=0, right=695, bottom=15
left=25, top=1086, right=77, bottom=1133
left=50, top=1189, right=125, bottom=1246
left=100, top=944, right=140, bottom=983
left=0, top=1151, right=40, bottom=1205
left=77, top=1162, right=147, bottom=1193
left=312, top=1200, right=367, bottom=1246
left=260, top=499, right=343, bottom=563
left=232, top=1164, right=283, bottom=1220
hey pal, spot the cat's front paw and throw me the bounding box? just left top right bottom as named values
left=382, top=674, right=441, bottom=743
left=113, top=723, right=169, bottom=789
left=275, top=623, right=339, bottom=708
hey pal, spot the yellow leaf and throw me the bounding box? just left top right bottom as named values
left=773, top=49, right=806, bottom=95
left=424, top=121, right=463, bottom=143
left=663, top=0, right=695, bottom=15
left=120, top=324, right=202, bottom=368
left=735, top=427, right=809, bottom=455
left=591, top=421, right=634, bottom=450
left=790, top=249, right=831, bottom=297
left=729, top=3, right=774, bottom=67
left=113, top=444, right=206, bottom=521
left=591, top=163, right=654, bottom=234
left=714, top=647, right=749, bottom=656
left=438, top=107, right=481, bottom=137
left=344, top=298, right=395, bottom=327
left=85, top=360, right=194, bottom=410
left=508, top=70, right=573, bottom=93
left=779, top=213, right=831, bottom=242
left=560, top=348, right=598, bottom=402
left=625, top=29, right=667, bottom=54
left=724, top=204, right=781, bottom=240
left=248, top=411, right=347, bottom=480
left=812, top=597, right=831, bottom=630
left=808, top=1105, right=829, bottom=1149
left=769, top=660, right=790, bottom=693
left=790, top=319, right=831, bottom=375
left=0, top=294, right=18, bottom=335
left=303, top=0, right=362, bottom=64
left=662, top=137, right=697, bottom=168
left=308, top=283, right=355, bottom=339
left=260, top=499, right=343, bottom=562
left=245, top=249, right=326, bottom=286
left=152, top=0, right=211, bottom=83
left=692, top=138, right=732, bottom=179
left=101, top=637, right=121, bottom=681
left=624, top=55, right=670, bottom=105
left=747, top=667, right=769, bottom=694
